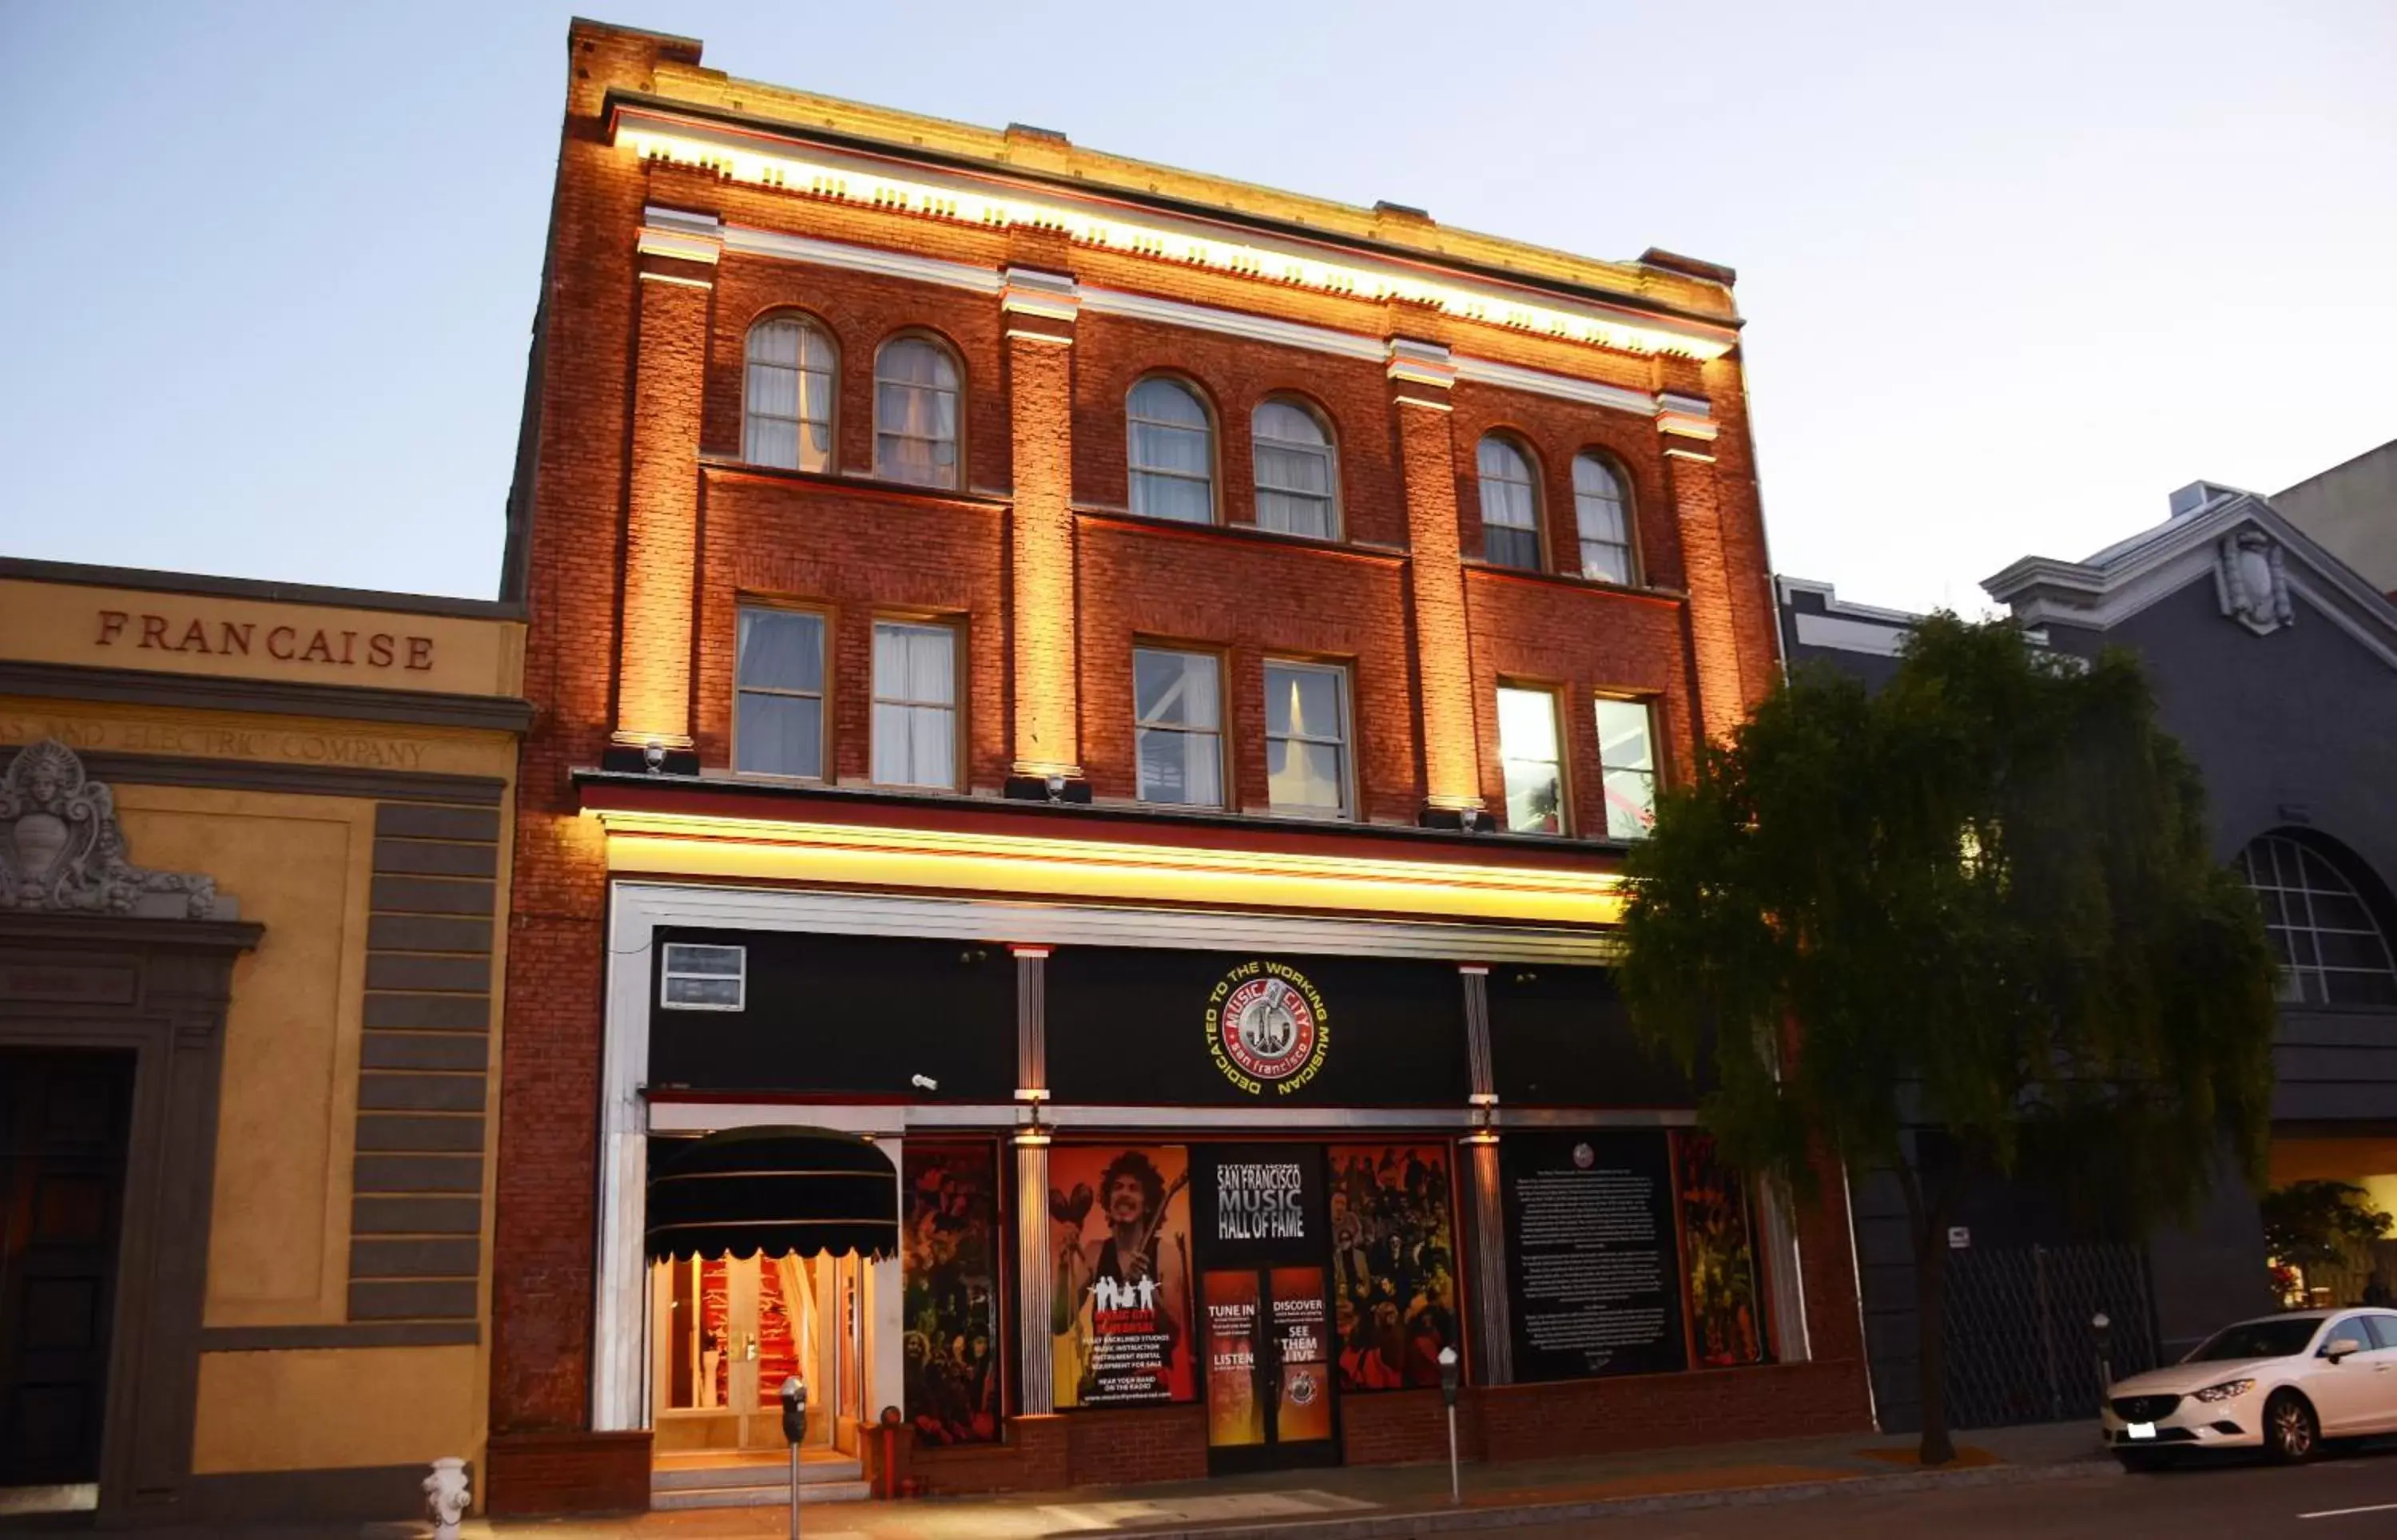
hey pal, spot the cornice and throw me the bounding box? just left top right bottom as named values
left=610, top=97, right=1739, bottom=362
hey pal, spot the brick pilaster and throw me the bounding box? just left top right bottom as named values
left=612, top=232, right=717, bottom=762
left=1002, top=270, right=1083, bottom=789
left=1659, top=399, right=1745, bottom=742
left=1387, top=336, right=1484, bottom=822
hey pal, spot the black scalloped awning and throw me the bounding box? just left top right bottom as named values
left=645, top=1127, right=898, bottom=1261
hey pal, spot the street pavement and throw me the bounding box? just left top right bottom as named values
left=1519, top=1447, right=2397, bottom=1538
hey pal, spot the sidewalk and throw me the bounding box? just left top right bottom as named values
left=460, top=1422, right=2115, bottom=1540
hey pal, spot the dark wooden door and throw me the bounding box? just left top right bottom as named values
left=0, top=1050, right=134, bottom=1486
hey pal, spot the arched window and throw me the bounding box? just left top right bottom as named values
left=1252, top=399, right=1338, bottom=539
left=873, top=336, right=961, bottom=488
left=1477, top=436, right=1541, bottom=570
left=2238, top=833, right=2397, bottom=1006
left=1127, top=376, right=1214, bottom=523
left=743, top=316, right=835, bottom=471
left=1573, top=453, right=1637, bottom=585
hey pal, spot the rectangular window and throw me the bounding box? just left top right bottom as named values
left=1596, top=697, right=1659, bottom=840
left=1497, top=686, right=1565, bottom=835
left=872, top=620, right=960, bottom=789
left=1266, top=660, right=1351, bottom=817
left=661, top=943, right=745, bottom=1010
left=1134, top=647, right=1224, bottom=808
left=734, top=607, right=825, bottom=779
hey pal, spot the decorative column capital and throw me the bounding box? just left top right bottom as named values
left=636, top=205, right=723, bottom=268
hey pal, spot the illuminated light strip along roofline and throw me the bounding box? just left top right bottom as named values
left=648, top=209, right=1703, bottom=424
left=589, top=808, right=1627, bottom=928
left=614, top=108, right=1737, bottom=363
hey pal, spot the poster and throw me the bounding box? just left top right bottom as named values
left=1676, top=1131, right=1768, bottom=1368
left=1050, top=1145, right=1197, bottom=1407
left=1500, top=1130, right=1687, bottom=1383
left=1202, top=1271, right=1263, bottom=1446
left=1269, top=1267, right=1334, bottom=1443
left=1328, top=1144, right=1461, bottom=1392
left=902, top=1144, right=1002, bottom=1445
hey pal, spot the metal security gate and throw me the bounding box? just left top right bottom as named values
left=1943, top=1242, right=2160, bottom=1427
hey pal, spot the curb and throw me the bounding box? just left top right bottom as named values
left=1039, top=1456, right=2119, bottom=1540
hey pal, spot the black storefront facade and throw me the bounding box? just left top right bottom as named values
left=579, top=804, right=1866, bottom=1497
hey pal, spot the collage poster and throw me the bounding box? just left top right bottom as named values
left=1674, top=1130, right=1768, bottom=1367
left=901, top=1143, right=1003, bottom=1445
left=1327, top=1144, right=1461, bottom=1392
left=1051, top=1144, right=1198, bottom=1407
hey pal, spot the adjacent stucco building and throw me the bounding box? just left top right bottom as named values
left=1779, top=468, right=2397, bottom=1430
left=0, top=559, right=526, bottom=1521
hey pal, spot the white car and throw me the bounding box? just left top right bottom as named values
left=2101, top=1308, right=2397, bottom=1470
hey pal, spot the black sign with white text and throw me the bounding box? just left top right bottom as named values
left=1499, top=1130, right=1687, bottom=1383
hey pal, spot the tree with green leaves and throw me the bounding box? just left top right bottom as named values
left=2260, top=1181, right=2391, bottom=1277
left=1616, top=613, right=2278, bottom=1465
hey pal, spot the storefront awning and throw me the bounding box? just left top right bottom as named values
left=644, top=1126, right=898, bottom=1260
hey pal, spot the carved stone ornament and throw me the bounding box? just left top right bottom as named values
left=0, top=739, right=232, bottom=919
left=2215, top=530, right=2295, bottom=637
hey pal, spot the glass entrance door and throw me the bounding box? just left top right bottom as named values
left=650, top=1252, right=862, bottom=1454
left=1202, top=1264, right=1337, bottom=1471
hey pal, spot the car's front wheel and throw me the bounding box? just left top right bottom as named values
left=2264, top=1391, right=2319, bottom=1464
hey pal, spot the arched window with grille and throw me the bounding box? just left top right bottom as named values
left=2238, top=833, right=2397, bottom=1006
left=1127, top=376, right=1214, bottom=523
left=1572, top=452, right=1637, bottom=585
left=873, top=335, right=962, bottom=488
left=743, top=316, right=835, bottom=471
left=1477, top=435, right=1541, bottom=570
left=1251, top=398, right=1338, bottom=539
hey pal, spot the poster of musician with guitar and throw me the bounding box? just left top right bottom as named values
left=1050, top=1145, right=1196, bottom=1407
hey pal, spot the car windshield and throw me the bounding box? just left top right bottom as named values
left=2185, top=1318, right=2322, bottom=1363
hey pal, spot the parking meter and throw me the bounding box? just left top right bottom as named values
left=781, top=1377, right=806, bottom=1539
left=781, top=1375, right=807, bottom=1443
left=2091, top=1312, right=2113, bottom=1399
left=1437, top=1347, right=1462, bottom=1503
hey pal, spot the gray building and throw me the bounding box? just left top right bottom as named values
left=2275, top=438, right=2397, bottom=598
left=1781, top=474, right=2397, bottom=1431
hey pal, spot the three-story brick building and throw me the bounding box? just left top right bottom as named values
left=487, top=18, right=1870, bottom=1512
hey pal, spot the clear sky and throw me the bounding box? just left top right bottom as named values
left=2, top=2, right=2390, bottom=613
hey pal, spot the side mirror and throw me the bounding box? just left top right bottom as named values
left=2326, top=1338, right=2363, bottom=1363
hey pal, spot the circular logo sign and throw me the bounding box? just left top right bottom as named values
left=1204, top=963, right=1331, bottom=1095
left=1572, top=1142, right=1596, bottom=1170
left=1290, top=1372, right=1319, bottom=1406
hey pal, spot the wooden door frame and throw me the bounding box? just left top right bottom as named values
left=0, top=912, right=261, bottom=1524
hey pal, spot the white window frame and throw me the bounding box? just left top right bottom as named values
left=659, top=942, right=746, bottom=1011
left=742, top=316, right=836, bottom=473
left=2240, top=834, right=2397, bottom=1006
left=733, top=605, right=828, bottom=781
left=1127, top=376, right=1216, bottom=524
left=1573, top=453, right=1638, bottom=586
left=1132, top=645, right=1226, bottom=808
left=873, top=336, right=962, bottom=489
left=1264, top=658, right=1354, bottom=820
left=1477, top=436, right=1543, bottom=572
left=1596, top=696, right=1660, bottom=841
left=1497, top=685, right=1568, bottom=836
left=871, top=617, right=961, bottom=791
left=1250, top=397, right=1340, bottom=540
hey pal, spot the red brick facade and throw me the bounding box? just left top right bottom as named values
left=489, top=18, right=1860, bottom=1512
